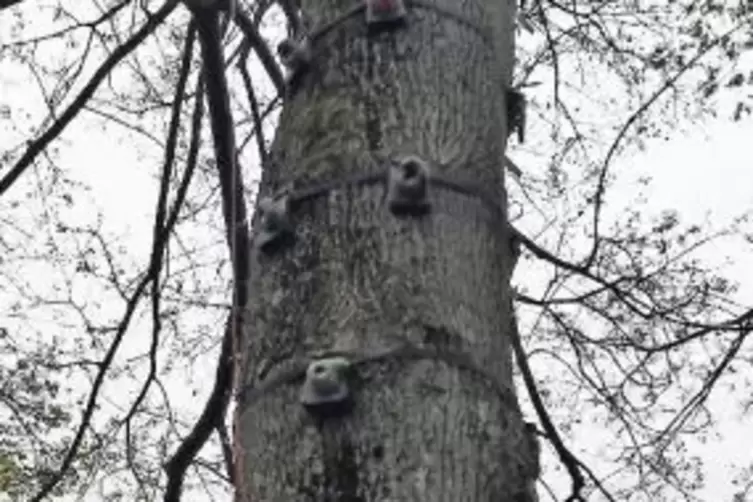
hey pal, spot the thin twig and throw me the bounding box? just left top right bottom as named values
left=122, top=22, right=197, bottom=495
left=0, top=0, right=179, bottom=197
left=583, top=21, right=749, bottom=269
left=163, top=8, right=251, bottom=501
left=509, top=301, right=587, bottom=501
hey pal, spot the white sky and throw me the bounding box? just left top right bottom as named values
left=1, top=2, right=752, bottom=501
left=47, top=96, right=753, bottom=502
left=577, top=117, right=753, bottom=501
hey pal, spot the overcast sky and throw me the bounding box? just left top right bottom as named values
left=1, top=3, right=752, bottom=501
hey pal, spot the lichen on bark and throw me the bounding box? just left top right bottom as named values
left=235, top=0, right=537, bottom=500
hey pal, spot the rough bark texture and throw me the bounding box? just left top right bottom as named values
left=235, top=0, right=536, bottom=500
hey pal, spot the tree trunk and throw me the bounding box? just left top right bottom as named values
left=234, top=0, right=536, bottom=500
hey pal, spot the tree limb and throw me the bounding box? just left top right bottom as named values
left=0, top=0, right=24, bottom=10
left=238, top=42, right=269, bottom=166
left=234, top=9, right=285, bottom=95
left=0, top=0, right=179, bottom=197
left=123, top=22, right=197, bottom=493
left=509, top=301, right=588, bottom=501
left=163, top=8, right=251, bottom=501
left=583, top=21, right=750, bottom=269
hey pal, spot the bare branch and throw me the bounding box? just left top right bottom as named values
left=583, top=21, right=750, bottom=269
left=122, top=21, right=197, bottom=491
left=164, top=8, right=251, bottom=501
left=0, top=0, right=24, bottom=10
left=238, top=42, right=269, bottom=166
left=1, top=0, right=130, bottom=49
left=29, top=247, right=152, bottom=502
left=216, top=421, right=235, bottom=484
left=234, top=9, right=285, bottom=95
left=0, top=0, right=179, bottom=198
left=509, top=301, right=588, bottom=501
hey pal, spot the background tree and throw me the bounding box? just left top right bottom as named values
left=0, top=0, right=751, bottom=501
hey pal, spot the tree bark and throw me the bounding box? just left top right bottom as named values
left=235, top=0, right=536, bottom=500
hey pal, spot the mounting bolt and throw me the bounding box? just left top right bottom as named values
left=255, top=194, right=294, bottom=253
left=300, top=357, right=353, bottom=416
left=387, top=155, right=431, bottom=216
left=506, top=89, right=527, bottom=144
left=365, top=0, right=408, bottom=30
left=278, top=35, right=312, bottom=88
